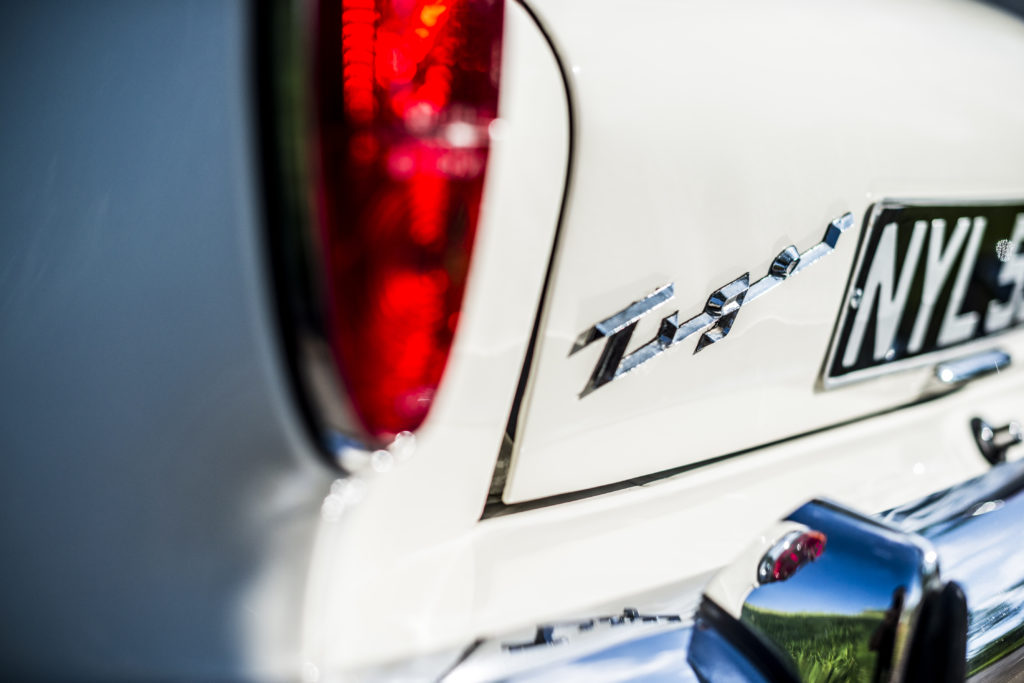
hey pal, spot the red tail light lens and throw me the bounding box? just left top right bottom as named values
left=313, top=0, right=504, bottom=441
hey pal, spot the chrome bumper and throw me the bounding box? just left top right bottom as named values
left=405, top=458, right=1024, bottom=682
left=882, top=457, right=1024, bottom=681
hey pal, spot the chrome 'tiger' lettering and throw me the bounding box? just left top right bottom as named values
left=571, top=213, right=854, bottom=397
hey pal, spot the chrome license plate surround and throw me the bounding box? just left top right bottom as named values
left=823, top=200, right=1024, bottom=388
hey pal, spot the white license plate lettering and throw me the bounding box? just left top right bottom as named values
left=825, top=202, right=1024, bottom=386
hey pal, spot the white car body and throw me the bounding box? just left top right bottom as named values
left=3, top=0, right=1024, bottom=680
left=302, top=0, right=1024, bottom=675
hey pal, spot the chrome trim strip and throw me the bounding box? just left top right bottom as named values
left=935, top=349, right=1011, bottom=385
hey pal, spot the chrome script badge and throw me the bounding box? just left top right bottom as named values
left=572, top=213, right=854, bottom=396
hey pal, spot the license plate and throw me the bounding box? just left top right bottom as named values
left=824, top=200, right=1024, bottom=386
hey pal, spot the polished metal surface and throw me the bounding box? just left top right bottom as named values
left=755, top=529, right=826, bottom=585
left=447, top=613, right=699, bottom=682
left=694, top=274, right=750, bottom=353
left=398, top=460, right=1024, bottom=681
left=571, top=284, right=675, bottom=355
left=707, top=500, right=946, bottom=683
left=571, top=284, right=675, bottom=396
left=881, top=458, right=1024, bottom=678
left=935, top=349, right=1012, bottom=385
left=424, top=573, right=715, bottom=682
left=970, top=417, right=1023, bottom=464
left=571, top=213, right=852, bottom=396
left=502, top=608, right=684, bottom=653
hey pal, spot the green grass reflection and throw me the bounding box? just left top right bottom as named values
left=741, top=605, right=884, bottom=682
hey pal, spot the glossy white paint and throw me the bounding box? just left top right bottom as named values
left=504, top=0, right=1024, bottom=502
left=299, top=0, right=1024, bottom=676
left=309, top=348, right=1018, bottom=675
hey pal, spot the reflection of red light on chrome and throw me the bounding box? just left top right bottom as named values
left=313, top=0, right=504, bottom=441
left=758, top=531, right=827, bottom=584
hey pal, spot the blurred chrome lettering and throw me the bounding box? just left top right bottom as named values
left=573, top=213, right=853, bottom=396
left=503, top=608, right=683, bottom=652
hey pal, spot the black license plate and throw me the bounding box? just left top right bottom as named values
left=825, top=201, right=1024, bottom=386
